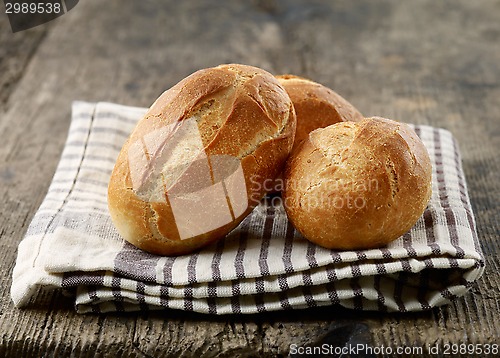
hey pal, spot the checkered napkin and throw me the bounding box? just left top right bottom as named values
left=11, top=101, right=485, bottom=314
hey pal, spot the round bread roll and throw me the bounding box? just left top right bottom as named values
left=266, top=75, right=363, bottom=192
left=108, top=64, right=296, bottom=256
left=276, top=75, right=363, bottom=151
left=283, top=117, right=432, bottom=250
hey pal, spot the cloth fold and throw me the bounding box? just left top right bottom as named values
left=11, top=101, right=484, bottom=314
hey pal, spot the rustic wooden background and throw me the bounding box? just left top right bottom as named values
left=1, top=0, right=499, bottom=356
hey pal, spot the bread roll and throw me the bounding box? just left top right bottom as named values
left=108, top=64, right=296, bottom=256
left=266, top=75, right=363, bottom=192
left=283, top=117, right=432, bottom=250
left=276, top=75, right=363, bottom=151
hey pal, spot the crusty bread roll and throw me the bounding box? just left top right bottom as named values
left=283, top=117, right=432, bottom=250
left=276, top=75, right=363, bottom=151
left=265, top=75, right=363, bottom=192
left=108, top=64, right=296, bottom=256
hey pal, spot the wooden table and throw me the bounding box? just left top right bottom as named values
left=1, top=0, right=499, bottom=356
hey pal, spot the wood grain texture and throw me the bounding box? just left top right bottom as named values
left=0, top=0, right=498, bottom=357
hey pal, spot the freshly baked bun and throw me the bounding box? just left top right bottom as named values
left=276, top=75, right=363, bottom=151
left=265, top=75, right=363, bottom=192
left=283, top=117, right=432, bottom=250
left=108, top=64, right=296, bottom=256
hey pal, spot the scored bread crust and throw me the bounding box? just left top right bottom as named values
left=108, top=64, right=296, bottom=256
left=276, top=75, right=363, bottom=151
left=283, top=117, right=432, bottom=250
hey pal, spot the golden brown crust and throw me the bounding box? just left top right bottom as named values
left=276, top=75, right=363, bottom=151
left=108, top=64, right=296, bottom=256
left=266, top=75, right=363, bottom=193
left=283, top=117, right=432, bottom=250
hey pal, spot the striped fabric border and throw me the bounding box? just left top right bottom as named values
left=11, top=101, right=485, bottom=314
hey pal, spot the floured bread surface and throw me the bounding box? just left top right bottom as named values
left=108, top=64, right=296, bottom=256
left=283, top=117, right=432, bottom=250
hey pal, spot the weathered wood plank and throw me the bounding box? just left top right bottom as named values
left=0, top=0, right=499, bottom=357
left=0, top=14, right=49, bottom=110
